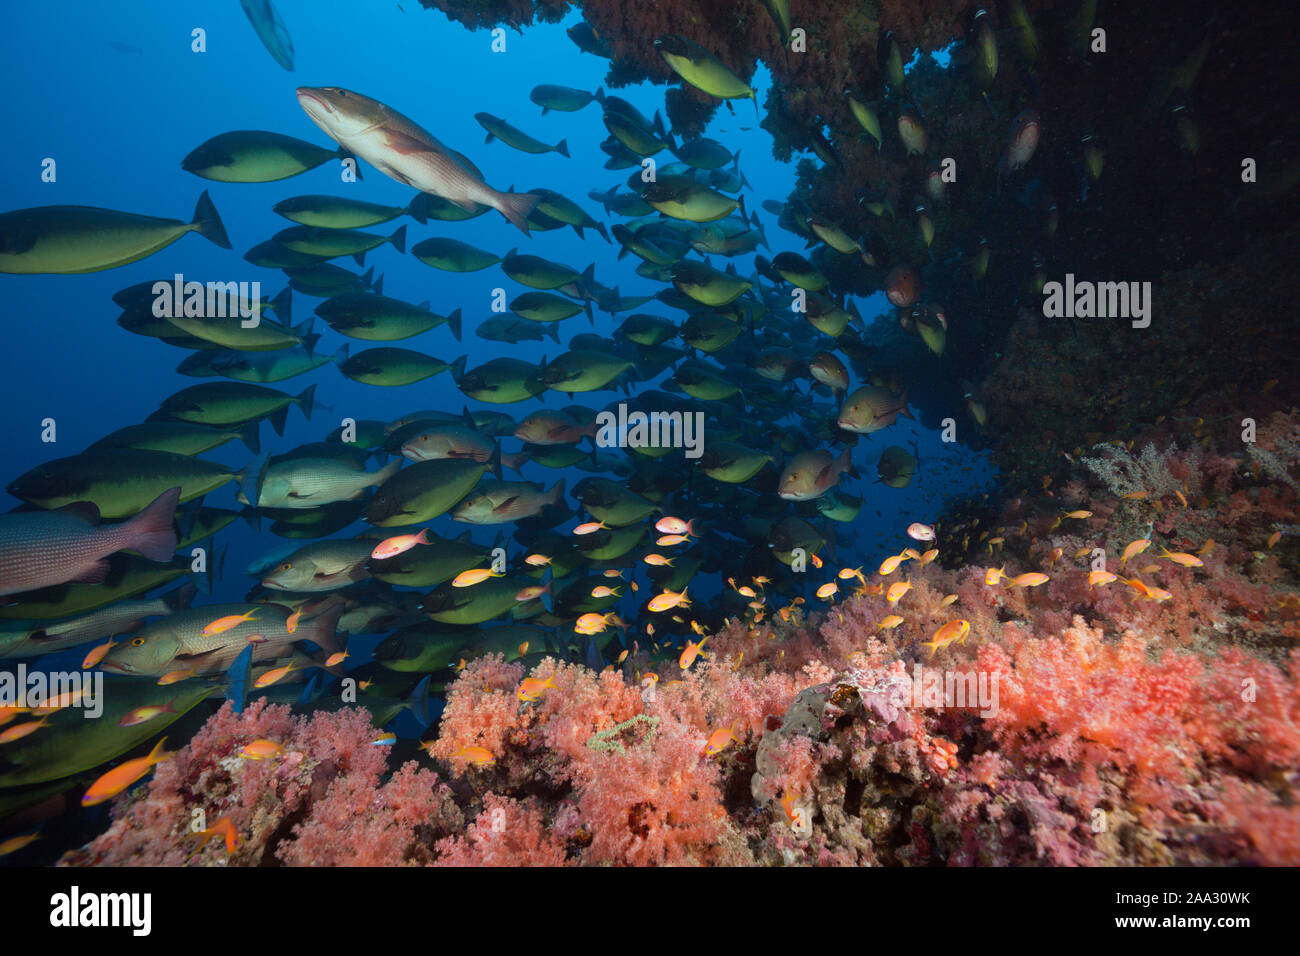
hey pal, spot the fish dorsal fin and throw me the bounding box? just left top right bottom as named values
left=56, top=501, right=100, bottom=525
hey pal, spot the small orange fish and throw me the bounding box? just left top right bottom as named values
left=1267, top=530, right=1283, bottom=549
left=1120, top=538, right=1150, bottom=567
left=573, top=520, right=608, bottom=535
left=984, top=565, right=1007, bottom=585
left=703, top=726, right=739, bottom=756
left=648, top=587, right=690, bottom=613
left=837, top=566, right=863, bottom=581
left=656, top=534, right=690, bottom=547
left=679, top=636, right=707, bottom=670
left=590, top=585, right=622, bottom=599
left=202, top=610, right=257, bottom=636
left=253, top=660, right=300, bottom=689
left=118, top=703, right=176, bottom=727
left=157, top=667, right=195, bottom=686
left=1088, top=570, right=1118, bottom=588
left=0, top=716, right=48, bottom=744
left=938, top=593, right=958, bottom=607
left=1062, top=510, right=1093, bottom=519
left=907, top=522, right=935, bottom=541
left=452, top=567, right=502, bottom=587
left=1121, top=491, right=1149, bottom=500
left=816, top=582, right=838, bottom=600
left=81, top=638, right=117, bottom=670
left=878, top=554, right=905, bottom=576
left=0, top=832, right=41, bottom=857
left=240, top=739, right=285, bottom=760
left=655, top=516, right=695, bottom=536
left=188, top=815, right=239, bottom=856
left=518, top=673, right=556, bottom=702
left=809, top=553, right=823, bottom=569
left=324, top=650, right=349, bottom=667
left=879, top=614, right=905, bottom=630
left=453, top=745, right=495, bottom=767
left=919, top=548, right=939, bottom=565
left=643, top=553, right=674, bottom=566
left=371, top=528, right=432, bottom=560
left=886, top=581, right=912, bottom=604
left=82, top=738, right=172, bottom=807
left=515, top=583, right=550, bottom=601
left=576, top=612, right=617, bottom=635
left=524, top=553, right=552, bottom=566
left=285, top=609, right=301, bottom=634
left=1008, top=572, right=1050, bottom=588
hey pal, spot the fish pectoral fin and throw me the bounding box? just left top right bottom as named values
left=492, top=496, right=521, bottom=514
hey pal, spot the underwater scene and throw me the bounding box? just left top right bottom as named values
left=0, top=0, right=1297, bottom=876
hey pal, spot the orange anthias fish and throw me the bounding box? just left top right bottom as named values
left=371, top=528, right=432, bottom=560
left=921, top=619, right=971, bottom=658
left=0, top=832, right=41, bottom=857
left=81, top=738, right=172, bottom=807
left=703, top=725, right=739, bottom=757
left=656, top=533, right=691, bottom=547
left=1160, top=549, right=1203, bottom=568
left=118, top=703, right=176, bottom=727
left=202, top=610, right=258, bottom=636
left=240, top=739, right=286, bottom=760
left=518, top=673, right=556, bottom=702
left=655, top=516, right=695, bottom=536
left=0, top=717, right=49, bottom=744
left=453, top=745, right=495, bottom=767
left=81, top=638, right=118, bottom=670
left=524, top=553, right=552, bottom=566
left=253, top=660, right=300, bottom=689
left=1008, top=572, right=1050, bottom=588
left=188, top=815, right=239, bottom=857
left=879, top=614, right=905, bottom=630
left=157, top=667, right=196, bottom=686
left=575, top=611, right=616, bottom=635
left=984, top=565, right=1007, bottom=585
left=452, top=567, right=502, bottom=587
left=648, top=587, right=691, bottom=613
left=643, top=553, right=674, bottom=567
left=1120, top=538, right=1151, bottom=567
left=679, top=636, right=708, bottom=670
left=886, top=581, right=912, bottom=604
left=285, top=609, right=301, bottom=634
left=878, top=553, right=905, bottom=576
left=1088, top=569, right=1118, bottom=588
left=573, top=520, right=608, bottom=535
left=590, top=585, right=622, bottom=599
left=816, top=582, right=838, bottom=600
left=907, top=522, right=936, bottom=541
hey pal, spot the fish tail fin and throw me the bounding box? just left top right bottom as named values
left=447, top=307, right=463, bottom=342
left=585, top=300, right=594, bottom=326
left=497, top=191, right=540, bottom=235
left=332, top=342, right=350, bottom=365
left=549, top=478, right=567, bottom=508
left=299, top=599, right=346, bottom=657
left=594, top=86, right=606, bottom=104
left=489, top=441, right=503, bottom=481
left=376, top=458, right=403, bottom=485
left=371, top=273, right=384, bottom=295
left=545, top=322, right=561, bottom=344
left=556, top=139, right=570, bottom=158
left=147, top=736, right=172, bottom=765
left=406, top=199, right=427, bottom=226
left=122, top=486, right=181, bottom=562
left=389, top=224, right=407, bottom=255
left=269, top=285, right=293, bottom=324
left=450, top=354, right=468, bottom=382
left=165, top=579, right=199, bottom=611
left=191, top=191, right=231, bottom=249
left=296, top=383, right=318, bottom=420
left=237, top=421, right=260, bottom=455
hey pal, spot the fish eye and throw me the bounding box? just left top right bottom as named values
left=131, top=637, right=145, bottom=647
left=278, top=562, right=292, bottom=571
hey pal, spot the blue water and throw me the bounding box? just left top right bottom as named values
left=0, top=1, right=993, bottom=643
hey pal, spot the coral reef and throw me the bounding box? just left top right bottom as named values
left=63, top=426, right=1300, bottom=866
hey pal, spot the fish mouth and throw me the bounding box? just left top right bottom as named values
left=295, top=87, right=333, bottom=115
left=97, top=659, right=134, bottom=675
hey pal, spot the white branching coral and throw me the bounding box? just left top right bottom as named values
left=1080, top=442, right=1195, bottom=499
